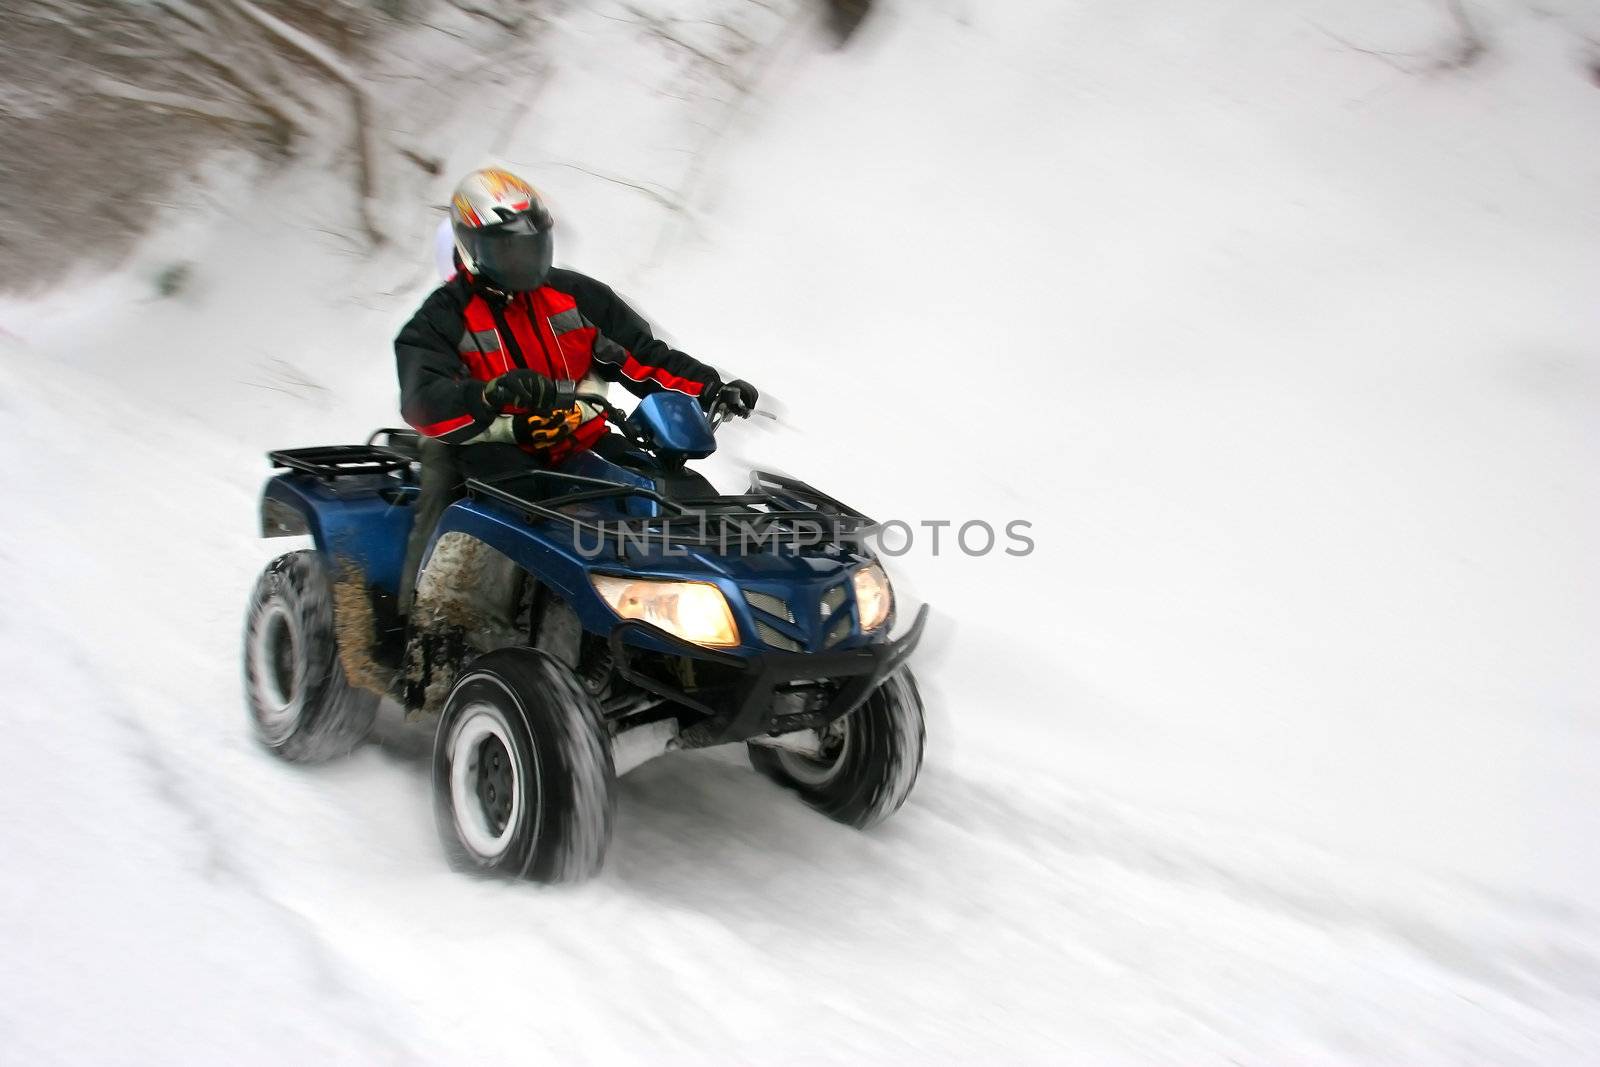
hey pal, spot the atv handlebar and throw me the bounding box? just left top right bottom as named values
left=569, top=388, right=750, bottom=449
left=707, top=397, right=745, bottom=430
left=571, top=391, right=631, bottom=428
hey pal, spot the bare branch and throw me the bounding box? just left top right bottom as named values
left=1314, top=23, right=1423, bottom=74
left=89, top=74, right=274, bottom=129
left=399, top=147, right=443, bottom=176
left=439, top=0, right=521, bottom=33
left=217, top=0, right=385, bottom=245
left=159, top=33, right=299, bottom=152
left=1311, top=3, right=1488, bottom=78
left=542, top=161, right=684, bottom=213
left=621, top=3, right=750, bottom=91
left=1438, top=0, right=1487, bottom=70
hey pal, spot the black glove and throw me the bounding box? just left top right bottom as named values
left=484, top=369, right=555, bottom=412
left=705, top=378, right=759, bottom=416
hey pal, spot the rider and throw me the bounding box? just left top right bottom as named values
left=394, top=167, right=759, bottom=606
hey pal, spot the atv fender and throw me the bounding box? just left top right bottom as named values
left=260, top=472, right=414, bottom=595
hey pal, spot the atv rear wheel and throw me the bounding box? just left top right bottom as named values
left=432, top=648, right=616, bottom=882
left=749, top=668, right=925, bottom=829
left=243, top=551, right=378, bottom=762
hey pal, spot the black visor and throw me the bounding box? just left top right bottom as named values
left=463, top=208, right=554, bottom=290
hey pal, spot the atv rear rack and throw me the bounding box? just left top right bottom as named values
left=268, top=444, right=415, bottom=481
left=465, top=467, right=875, bottom=554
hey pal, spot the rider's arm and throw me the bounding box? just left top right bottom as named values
left=394, top=284, right=498, bottom=443
left=554, top=270, right=722, bottom=401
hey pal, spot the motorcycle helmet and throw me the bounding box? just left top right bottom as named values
left=449, top=168, right=554, bottom=291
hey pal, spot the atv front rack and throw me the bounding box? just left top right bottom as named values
left=465, top=467, right=876, bottom=554
left=608, top=604, right=929, bottom=747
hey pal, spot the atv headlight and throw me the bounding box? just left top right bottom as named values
left=852, top=562, right=894, bottom=632
left=590, top=575, right=740, bottom=648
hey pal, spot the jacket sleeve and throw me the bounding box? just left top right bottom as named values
left=561, top=271, right=722, bottom=401
left=394, top=284, right=498, bottom=442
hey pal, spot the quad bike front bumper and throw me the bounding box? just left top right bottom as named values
left=607, top=605, right=928, bottom=748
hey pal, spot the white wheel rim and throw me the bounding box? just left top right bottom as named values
left=250, top=600, right=303, bottom=743
left=448, top=702, right=524, bottom=860
left=778, top=720, right=851, bottom=787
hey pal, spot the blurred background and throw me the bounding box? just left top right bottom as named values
left=2, top=0, right=1598, bottom=1062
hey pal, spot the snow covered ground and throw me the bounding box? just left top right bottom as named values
left=3, top=0, right=1599, bottom=1061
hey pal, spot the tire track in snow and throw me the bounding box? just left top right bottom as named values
left=918, top=769, right=1600, bottom=1010
left=2, top=606, right=433, bottom=1063
left=605, top=753, right=1600, bottom=1060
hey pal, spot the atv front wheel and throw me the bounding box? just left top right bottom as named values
left=243, top=551, right=378, bottom=762
left=432, top=648, right=616, bottom=882
left=749, top=668, right=925, bottom=829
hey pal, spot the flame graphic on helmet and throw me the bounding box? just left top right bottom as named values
left=453, top=168, right=537, bottom=229
left=480, top=169, right=535, bottom=203
left=451, top=192, right=481, bottom=228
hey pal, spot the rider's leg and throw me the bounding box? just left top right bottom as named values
left=402, top=439, right=556, bottom=612
left=399, top=437, right=463, bottom=613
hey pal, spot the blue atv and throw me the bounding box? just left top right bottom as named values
left=243, top=390, right=928, bottom=882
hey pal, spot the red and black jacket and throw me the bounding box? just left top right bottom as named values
left=394, top=267, right=721, bottom=456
